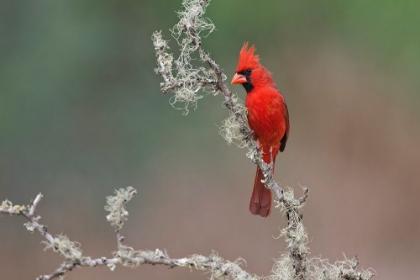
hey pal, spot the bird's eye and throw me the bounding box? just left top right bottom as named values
left=246, top=68, right=252, bottom=74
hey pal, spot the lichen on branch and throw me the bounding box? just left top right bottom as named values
left=152, top=0, right=219, bottom=114
left=43, top=234, right=83, bottom=261
left=1, top=190, right=259, bottom=280
left=105, top=186, right=137, bottom=230
left=1, top=189, right=374, bottom=280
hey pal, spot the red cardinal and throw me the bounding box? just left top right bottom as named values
left=231, top=43, right=290, bottom=217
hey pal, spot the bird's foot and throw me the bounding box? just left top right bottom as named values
left=241, top=128, right=255, bottom=141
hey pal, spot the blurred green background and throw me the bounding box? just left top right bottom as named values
left=1, top=1, right=419, bottom=279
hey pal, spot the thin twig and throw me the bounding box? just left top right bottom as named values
left=36, top=249, right=255, bottom=280
left=0, top=193, right=56, bottom=245
left=116, top=230, right=124, bottom=250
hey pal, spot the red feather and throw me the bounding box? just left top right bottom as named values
left=236, top=42, right=260, bottom=72
left=232, top=43, right=290, bottom=217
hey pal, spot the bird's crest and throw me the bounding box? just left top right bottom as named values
left=236, top=42, right=260, bottom=72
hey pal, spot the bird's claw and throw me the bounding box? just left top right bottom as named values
left=241, top=128, right=255, bottom=141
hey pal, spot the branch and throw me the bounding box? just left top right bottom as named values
left=1, top=189, right=374, bottom=279
left=152, top=1, right=375, bottom=279
left=152, top=0, right=309, bottom=277
left=37, top=249, right=255, bottom=280
left=1, top=189, right=256, bottom=280
left=153, top=0, right=291, bottom=206
left=0, top=193, right=55, bottom=245
left=162, top=77, right=216, bottom=93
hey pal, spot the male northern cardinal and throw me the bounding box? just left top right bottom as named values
left=231, top=43, right=290, bottom=217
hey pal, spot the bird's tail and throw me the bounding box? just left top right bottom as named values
left=249, top=165, right=273, bottom=217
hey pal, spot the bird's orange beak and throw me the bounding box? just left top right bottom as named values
left=231, top=73, right=247, bottom=84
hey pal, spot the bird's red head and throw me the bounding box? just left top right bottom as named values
left=235, top=42, right=260, bottom=73
left=231, top=42, right=274, bottom=93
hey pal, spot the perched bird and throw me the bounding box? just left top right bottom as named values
left=231, top=43, right=290, bottom=217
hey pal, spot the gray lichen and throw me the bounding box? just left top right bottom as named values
left=105, top=186, right=137, bottom=230
left=152, top=0, right=220, bottom=114
left=43, top=234, right=83, bottom=261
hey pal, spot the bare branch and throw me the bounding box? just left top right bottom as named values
left=28, top=194, right=42, bottom=216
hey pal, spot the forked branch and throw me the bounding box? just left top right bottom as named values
left=1, top=189, right=256, bottom=280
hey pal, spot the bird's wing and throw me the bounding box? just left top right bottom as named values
left=280, top=103, right=290, bottom=152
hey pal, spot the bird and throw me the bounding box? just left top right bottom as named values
left=231, top=43, right=290, bottom=217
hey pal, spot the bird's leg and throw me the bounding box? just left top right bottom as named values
left=269, top=147, right=274, bottom=175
